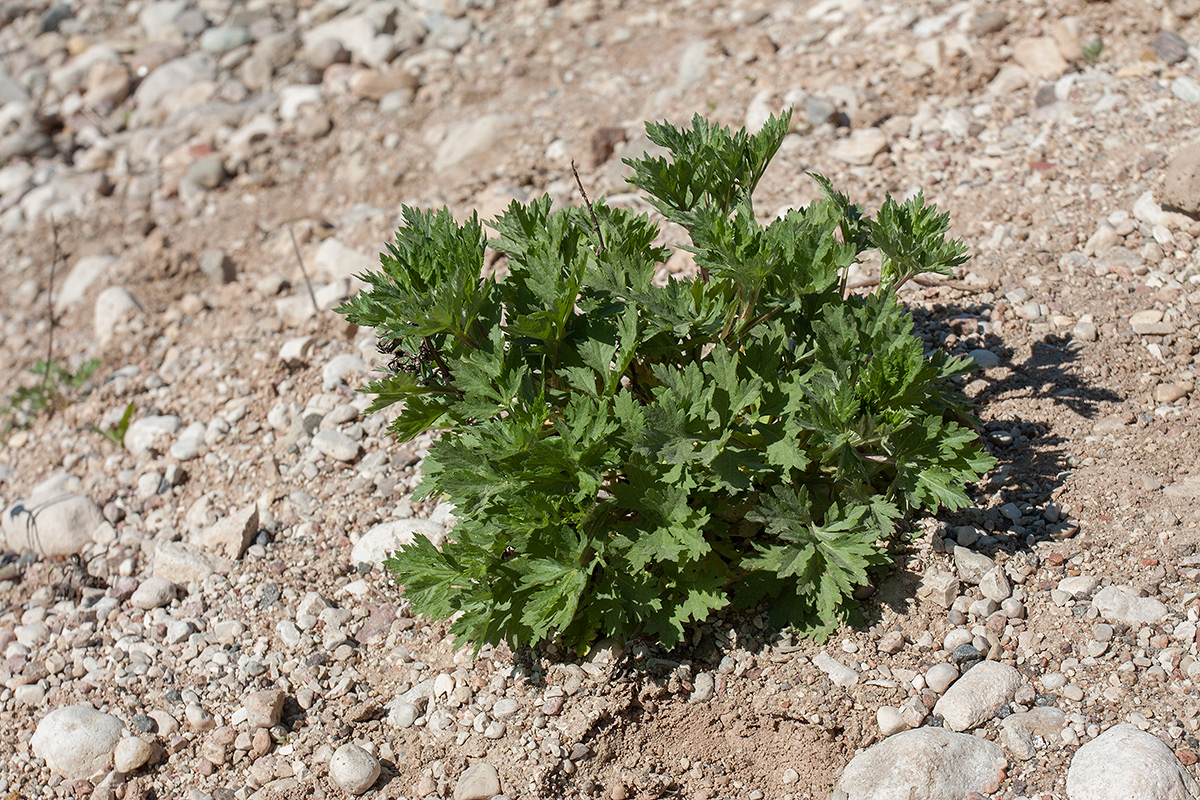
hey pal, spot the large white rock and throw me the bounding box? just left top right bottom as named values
left=1066, top=724, right=1199, bottom=800
left=351, top=519, right=447, bottom=565
left=1092, top=586, right=1168, bottom=626
left=933, top=660, right=1021, bottom=732
left=31, top=704, right=124, bottom=780
left=834, top=727, right=1006, bottom=800
left=2, top=493, right=104, bottom=556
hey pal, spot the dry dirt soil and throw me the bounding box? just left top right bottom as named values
left=3, top=0, right=1200, bottom=799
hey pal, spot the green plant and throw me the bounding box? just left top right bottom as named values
left=1081, top=37, right=1103, bottom=65
left=91, top=401, right=136, bottom=448
left=338, top=110, right=994, bottom=652
left=1, top=359, right=100, bottom=443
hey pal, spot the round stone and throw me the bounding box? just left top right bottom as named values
left=31, top=704, right=124, bottom=780
left=329, top=743, right=380, bottom=795
left=113, top=737, right=154, bottom=773
left=130, top=576, right=176, bottom=610
left=925, top=663, right=960, bottom=695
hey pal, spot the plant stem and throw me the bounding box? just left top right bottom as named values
left=43, top=217, right=60, bottom=408
left=288, top=224, right=320, bottom=316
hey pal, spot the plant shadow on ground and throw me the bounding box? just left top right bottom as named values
left=856, top=299, right=1124, bottom=629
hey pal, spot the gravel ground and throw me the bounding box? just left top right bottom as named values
left=3, top=0, right=1200, bottom=799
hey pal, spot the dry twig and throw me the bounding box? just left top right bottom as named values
left=289, top=224, right=321, bottom=315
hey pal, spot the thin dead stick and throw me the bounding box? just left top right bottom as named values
left=571, top=159, right=605, bottom=254
left=43, top=217, right=61, bottom=402
left=288, top=224, right=320, bottom=315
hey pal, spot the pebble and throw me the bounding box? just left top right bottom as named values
left=199, top=250, right=234, bottom=283
left=492, top=698, right=519, bottom=718
left=834, top=728, right=1006, bottom=800
left=187, top=155, right=228, bottom=189
left=306, top=38, right=349, bottom=69
left=689, top=672, right=715, bottom=703
left=1162, top=142, right=1200, bottom=215
left=329, top=743, right=380, bottom=796
left=321, top=353, right=368, bottom=390
left=312, top=429, right=361, bottom=463
left=953, top=546, right=995, bottom=585
left=925, top=663, right=960, bottom=695
left=813, top=651, right=859, bottom=688
left=130, top=576, right=176, bottom=609
left=125, top=415, right=182, bottom=457
left=876, top=706, right=909, bottom=737
left=922, top=571, right=960, bottom=609
left=878, top=631, right=905, bottom=655
left=31, top=705, right=124, bottom=780
left=349, top=68, right=418, bottom=101
left=968, top=348, right=1000, bottom=369
left=978, top=567, right=1011, bottom=603
left=1172, top=76, right=1200, bottom=104
left=1156, top=383, right=1189, bottom=404
left=1058, top=575, right=1099, bottom=599
left=386, top=699, right=418, bottom=729
left=829, top=127, right=888, bottom=166
left=194, top=504, right=259, bottom=560
left=350, top=519, right=446, bottom=565
left=1153, top=31, right=1191, bottom=65
left=1091, top=585, right=1168, bottom=626
left=94, top=287, right=143, bottom=345
left=1012, top=36, right=1069, bottom=79
left=1000, top=706, right=1065, bottom=761
left=436, top=114, right=517, bottom=172
left=949, top=643, right=985, bottom=671
left=1065, top=723, right=1199, bottom=799
left=199, top=26, right=252, bottom=54
left=1130, top=309, right=1174, bottom=335
left=153, top=538, right=232, bottom=584
left=933, top=661, right=1021, bottom=732
left=113, top=737, right=154, bottom=773
left=453, top=762, right=501, bottom=800
left=57, top=254, right=120, bottom=309
left=243, top=689, right=285, bottom=729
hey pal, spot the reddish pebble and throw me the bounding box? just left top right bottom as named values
left=1142, top=557, right=1159, bottom=566
left=542, top=695, right=565, bottom=716
left=1046, top=553, right=1065, bottom=566
left=252, top=727, right=273, bottom=758
left=1178, top=749, right=1198, bottom=766
left=72, top=780, right=93, bottom=796
left=197, top=758, right=214, bottom=776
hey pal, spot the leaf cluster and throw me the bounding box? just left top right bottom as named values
left=338, top=110, right=994, bottom=652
